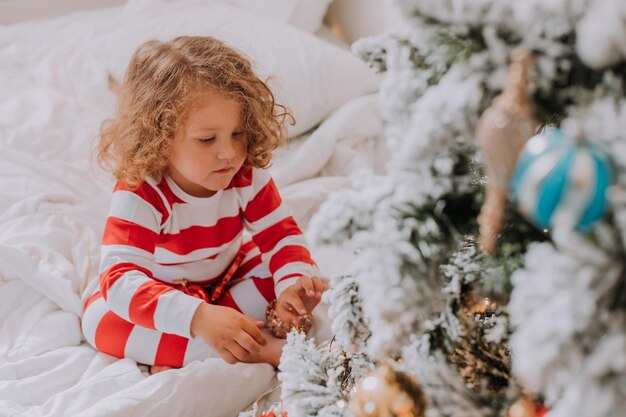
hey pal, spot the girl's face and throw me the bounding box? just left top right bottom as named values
left=168, top=89, right=247, bottom=197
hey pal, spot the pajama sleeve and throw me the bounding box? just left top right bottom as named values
left=241, top=168, right=320, bottom=298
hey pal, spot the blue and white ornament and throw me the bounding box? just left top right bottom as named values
left=511, top=127, right=614, bottom=231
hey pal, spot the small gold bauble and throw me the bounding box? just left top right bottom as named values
left=471, top=297, right=498, bottom=315
left=349, top=362, right=426, bottom=417
left=265, top=299, right=313, bottom=338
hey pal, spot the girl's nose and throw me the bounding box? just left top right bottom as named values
left=217, top=139, right=236, bottom=160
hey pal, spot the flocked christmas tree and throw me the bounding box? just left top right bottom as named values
left=244, top=1, right=626, bottom=417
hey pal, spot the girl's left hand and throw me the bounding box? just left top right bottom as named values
left=276, top=275, right=329, bottom=326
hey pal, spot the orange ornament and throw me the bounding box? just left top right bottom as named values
left=508, top=396, right=535, bottom=417
left=508, top=395, right=549, bottom=417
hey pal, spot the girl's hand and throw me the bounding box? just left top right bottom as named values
left=190, top=303, right=267, bottom=364
left=276, top=275, right=329, bottom=326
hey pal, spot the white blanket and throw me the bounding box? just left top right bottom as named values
left=0, top=37, right=383, bottom=417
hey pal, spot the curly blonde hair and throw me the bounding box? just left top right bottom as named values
left=98, top=36, right=293, bottom=187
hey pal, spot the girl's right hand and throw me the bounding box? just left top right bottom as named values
left=190, top=303, right=267, bottom=364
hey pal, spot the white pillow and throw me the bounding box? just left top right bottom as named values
left=289, top=0, right=335, bottom=33
left=25, top=0, right=378, bottom=138
left=215, top=0, right=334, bottom=33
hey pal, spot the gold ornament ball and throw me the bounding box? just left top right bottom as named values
left=349, top=363, right=426, bottom=417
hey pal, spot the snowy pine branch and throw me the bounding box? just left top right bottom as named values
left=279, top=332, right=374, bottom=417
left=326, top=273, right=371, bottom=354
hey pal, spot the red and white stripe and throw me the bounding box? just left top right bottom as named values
left=242, top=174, right=318, bottom=292
left=82, top=166, right=318, bottom=365
left=82, top=269, right=276, bottom=367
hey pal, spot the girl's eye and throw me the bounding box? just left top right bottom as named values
left=233, top=132, right=245, bottom=138
left=198, top=137, right=216, bottom=143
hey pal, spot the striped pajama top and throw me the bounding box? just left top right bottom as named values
left=97, top=165, right=319, bottom=339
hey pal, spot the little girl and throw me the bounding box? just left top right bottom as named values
left=81, top=36, right=328, bottom=374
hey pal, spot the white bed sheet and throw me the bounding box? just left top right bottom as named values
left=0, top=8, right=385, bottom=417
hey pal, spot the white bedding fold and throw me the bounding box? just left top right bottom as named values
left=271, top=93, right=383, bottom=188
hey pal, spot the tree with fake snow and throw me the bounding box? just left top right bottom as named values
left=246, top=1, right=626, bottom=417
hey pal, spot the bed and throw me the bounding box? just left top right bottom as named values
left=0, top=1, right=387, bottom=416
